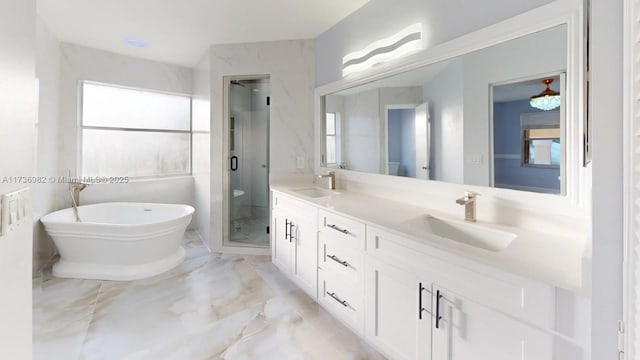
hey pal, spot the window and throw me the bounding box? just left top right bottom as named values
left=80, top=82, right=191, bottom=178
left=325, top=112, right=338, bottom=164
left=522, top=128, right=561, bottom=167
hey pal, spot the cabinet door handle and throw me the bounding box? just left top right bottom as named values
left=418, top=282, right=426, bottom=320
left=289, top=222, right=296, bottom=242
left=285, top=219, right=290, bottom=240
left=326, top=291, right=348, bottom=307
left=327, top=254, right=349, bottom=267
left=435, top=289, right=443, bottom=329
left=327, top=223, right=349, bottom=234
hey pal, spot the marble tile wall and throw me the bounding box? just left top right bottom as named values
left=33, top=16, right=61, bottom=274
left=33, top=232, right=383, bottom=359
left=209, top=40, right=315, bottom=251
left=56, top=43, right=196, bottom=223
left=192, top=52, right=212, bottom=247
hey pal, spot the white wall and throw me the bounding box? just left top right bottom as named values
left=422, top=59, right=464, bottom=183
left=33, top=17, right=61, bottom=274
left=192, top=52, right=211, bottom=245
left=315, top=0, right=553, bottom=86
left=210, top=40, right=315, bottom=251
left=0, top=0, right=36, bottom=358
left=591, top=0, right=624, bottom=357
left=57, top=43, right=197, bottom=226
left=343, top=88, right=380, bottom=173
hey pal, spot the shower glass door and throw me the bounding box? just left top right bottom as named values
left=227, top=76, right=270, bottom=247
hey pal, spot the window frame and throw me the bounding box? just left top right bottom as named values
left=325, top=112, right=338, bottom=165
left=521, top=126, right=561, bottom=169
left=78, top=80, right=193, bottom=180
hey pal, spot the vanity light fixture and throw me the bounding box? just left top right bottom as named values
left=342, top=23, right=423, bottom=77
left=529, top=78, right=561, bottom=111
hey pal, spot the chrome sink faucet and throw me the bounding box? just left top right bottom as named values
left=456, top=191, right=478, bottom=222
left=317, top=171, right=336, bottom=190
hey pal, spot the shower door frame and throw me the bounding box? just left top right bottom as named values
left=222, top=74, right=271, bottom=253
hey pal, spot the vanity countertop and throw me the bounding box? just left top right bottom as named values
left=271, top=180, right=589, bottom=293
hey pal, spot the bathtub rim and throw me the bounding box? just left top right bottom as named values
left=40, top=202, right=195, bottom=228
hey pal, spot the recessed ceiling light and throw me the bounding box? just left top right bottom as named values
left=124, top=37, right=147, bottom=49
left=252, top=89, right=260, bottom=93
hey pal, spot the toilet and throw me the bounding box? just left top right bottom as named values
left=388, top=162, right=400, bottom=176
left=232, top=189, right=245, bottom=221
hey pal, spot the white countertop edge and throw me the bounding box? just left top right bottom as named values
left=271, top=181, right=590, bottom=295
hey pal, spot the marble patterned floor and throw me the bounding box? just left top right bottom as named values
left=33, top=231, right=384, bottom=360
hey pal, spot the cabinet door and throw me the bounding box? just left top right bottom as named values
left=365, top=256, right=431, bottom=360
left=291, top=212, right=318, bottom=298
left=271, top=208, right=292, bottom=273
left=431, top=285, right=554, bottom=360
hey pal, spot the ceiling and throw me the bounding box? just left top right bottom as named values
left=37, top=0, right=370, bottom=67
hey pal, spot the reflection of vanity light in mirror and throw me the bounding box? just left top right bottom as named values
left=342, top=23, right=423, bottom=77
left=529, top=78, right=561, bottom=110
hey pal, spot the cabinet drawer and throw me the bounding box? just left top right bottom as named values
left=318, top=268, right=365, bottom=335
left=367, top=225, right=556, bottom=330
left=318, top=209, right=366, bottom=250
left=319, top=232, right=364, bottom=284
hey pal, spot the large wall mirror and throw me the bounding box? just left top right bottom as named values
left=321, top=24, right=569, bottom=195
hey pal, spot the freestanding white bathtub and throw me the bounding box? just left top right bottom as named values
left=41, top=202, right=194, bottom=281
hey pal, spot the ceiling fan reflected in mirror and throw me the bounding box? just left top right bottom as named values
left=529, top=78, right=561, bottom=111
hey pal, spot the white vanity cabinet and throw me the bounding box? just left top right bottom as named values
left=271, top=192, right=318, bottom=298
left=431, top=285, right=554, bottom=360
left=317, top=209, right=367, bottom=334
left=365, top=225, right=558, bottom=360
left=270, top=190, right=587, bottom=360
left=364, top=255, right=432, bottom=360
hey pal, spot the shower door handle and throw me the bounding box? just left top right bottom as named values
left=230, top=156, right=238, bottom=171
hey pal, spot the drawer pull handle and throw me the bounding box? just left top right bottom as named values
left=435, top=289, right=443, bottom=329
left=418, top=282, right=426, bottom=320
left=327, top=291, right=348, bottom=307
left=289, top=221, right=296, bottom=242
left=327, top=254, right=349, bottom=267
left=327, top=223, right=349, bottom=234
left=285, top=219, right=290, bottom=241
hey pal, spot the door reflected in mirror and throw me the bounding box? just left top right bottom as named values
left=491, top=74, right=564, bottom=195
left=385, top=104, right=430, bottom=179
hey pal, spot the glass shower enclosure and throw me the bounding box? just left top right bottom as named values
left=225, top=76, right=270, bottom=248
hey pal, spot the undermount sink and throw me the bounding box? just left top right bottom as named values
left=292, top=187, right=340, bottom=198
left=405, top=215, right=516, bottom=252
